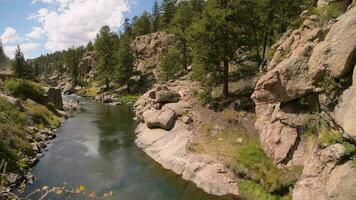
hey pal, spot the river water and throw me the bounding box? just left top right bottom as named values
left=23, top=98, right=234, bottom=200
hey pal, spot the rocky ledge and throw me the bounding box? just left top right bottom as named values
left=134, top=80, right=239, bottom=197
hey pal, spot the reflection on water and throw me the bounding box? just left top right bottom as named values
left=23, top=98, right=237, bottom=200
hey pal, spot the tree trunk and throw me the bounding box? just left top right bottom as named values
left=182, top=40, right=188, bottom=70
left=105, top=78, right=110, bottom=90
left=223, top=59, right=229, bottom=98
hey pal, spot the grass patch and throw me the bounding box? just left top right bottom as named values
left=239, top=180, right=291, bottom=200
left=4, top=78, right=45, bottom=103
left=118, top=94, right=140, bottom=103
left=189, top=124, right=302, bottom=194
left=24, top=100, right=60, bottom=128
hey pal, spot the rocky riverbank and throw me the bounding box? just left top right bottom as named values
left=133, top=79, right=240, bottom=197
left=0, top=92, right=81, bottom=197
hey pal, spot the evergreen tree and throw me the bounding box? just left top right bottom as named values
left=115, top=36, right=134, bottom=85
left=0, top=39, right=7, bottom=63
left=151, top=0, right=161, bottom=32
left=132, top=12, right=152, bottom=36
left=170, top=1, right=197, bottom=69
left=160, top=0, right=177, bottom=29
left=12, top=45, right=31, bottom=79
left=190, top=0, right=244, bottom=98
left=65, top=47, right=81, bottom=85
left=95, top=25, right=119, bottom=89
left=86, top=41, right=94, bottom=51
left=123, top=18, right=133, bottom=38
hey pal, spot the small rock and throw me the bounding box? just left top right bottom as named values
left=35, top=133, right=46, bottom=142
left=31, top=143, right=39, bottom=152
left=235, top=138, right=244, bottom=144
left=25, top=173, right=34, bottom=185
left=25, top=126, right=38, bottom=134
left=111, top=101, right=123, bottom=106
left=6, top=173, right=18, bottom=185
left=182, top=115, right=193, bottom=124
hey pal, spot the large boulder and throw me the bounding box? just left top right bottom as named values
left=63, top=82, right=75, bottom=95
left=44, top=87, right=63, bottom=110
left=309, top=5, right=356, bottom=80
left=292, top=144, right=356, bottom=200
left=144, top=108, right=177, bottom=130
left=332, top=65, right=356, bottom=140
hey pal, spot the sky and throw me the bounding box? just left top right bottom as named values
left=0, top=0, right=161, bottom=59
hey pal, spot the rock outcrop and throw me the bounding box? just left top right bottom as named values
left=130, top=32, right=175, bottom=93
left=78, top=51, right=96, bottom=78
left=252, top=3, right=356, bottom=199
left=253, top=4, right=356, bottom=163
left=134, top=80, right=239, bottom=197
left=293, top=144, right=356, bottom=200
left=44, top=87, right=63, bottom=110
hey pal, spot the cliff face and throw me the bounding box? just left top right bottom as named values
left=252, top=1, right=356, bottom=199
left=129, top=31, right=175, bottom=93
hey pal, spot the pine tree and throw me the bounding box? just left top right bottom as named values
left=151, top=0, right=160, bottom=32
left=0, top=39, right=6, bottom=63
left=189, top=0, right=243, bottom=98
left=170, top=1, right=197, bottom=69
left=115, top=36, right=134, bottom=85
left=95, top=25, right=119, bottom=89
left=86, top=41, right=94, bottom=51
left=160, top=0, right=177, bottom=29
left=12, top=45, right=31, bottom=79
left=132, top=12, right=152, bottom=36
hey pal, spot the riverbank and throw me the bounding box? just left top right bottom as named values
left=133, top=79, right=242, bottom=197
left=0, top=94, right=81, bottom=198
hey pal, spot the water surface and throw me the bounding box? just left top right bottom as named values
left=24, top=98, right=235, bottom=200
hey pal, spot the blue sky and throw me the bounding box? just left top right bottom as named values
left=0, top=0, right=161, bottom=59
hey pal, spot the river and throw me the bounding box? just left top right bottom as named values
left=22, top=97, right=234, bottom=200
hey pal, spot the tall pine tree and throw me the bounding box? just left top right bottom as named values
left=95, top=25, right=119, bottom=89
left=160, top=0, right=177, bottom=29
left=12, top=45, right=31, bottom=79
left=190, top=0, right=244, bottom=98
left=151, top=0, right=160, bottom=32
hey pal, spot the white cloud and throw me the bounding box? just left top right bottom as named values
left=30, top=0, right=130, bottom=51
left=26, top=27, right=44, bottom=39
left=4, top=43, right=40, bottom=59
left=1, top=27, right=22, bottom=44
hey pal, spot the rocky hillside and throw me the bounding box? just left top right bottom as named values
left=253, top=1, right=356, bottom=199
left=132, top=1, right=356, bottom=199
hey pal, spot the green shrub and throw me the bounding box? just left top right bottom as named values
left=317, top=75, right=345, bottom=94
left=301, top=113, right=329, bottom=136
left=198, top=87, right=213, bottom=105
left=0, top=98, right=31, bottom=172
left=4, top=78, right=45, bottom=103
left=158, top=47, right=185, bottom=82
left=311, top=3, right=344, bottom=23
left=317, top=129, right=343, bottom=146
